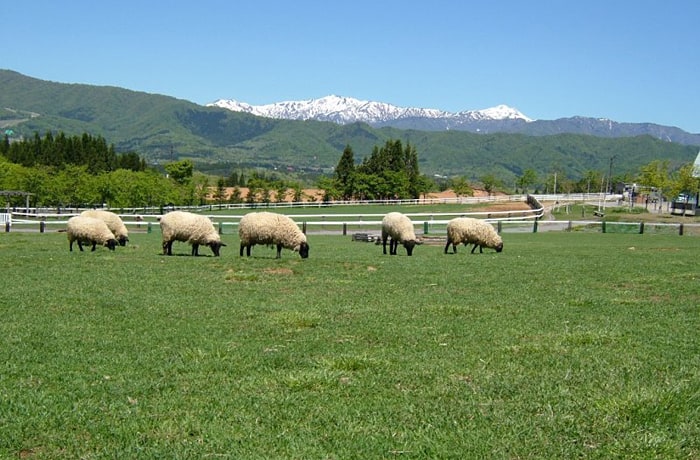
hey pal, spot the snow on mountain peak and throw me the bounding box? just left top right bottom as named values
left=207, top=96, right=533, bottom=125
left=473, top=104, right=533, bottom=122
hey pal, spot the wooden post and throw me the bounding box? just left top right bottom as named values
left=497, top=220, right=502, bottom=233
left=679, top=223, right=684, bottom=236
left=302, top=222, right=307, bottom=234
left=342, top=223, right=347, bottom=236
left=423, top=221, right=429, bottom=235
left=602, top=220, right=606, bottom=233
left=639, top=222, right=644, bottom=234
left=40, top=221, right=46, bottom=233
left=5, top=221, right=10, bottom=232
left=533, top=219, right=538, bottom=233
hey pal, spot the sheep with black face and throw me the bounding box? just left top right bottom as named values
left=239, top=211, right=309, bottom=259
left=381, top=212, right=420, bottom=256
left=66, top=215, right=118, bottom=252
left=159, top=211, right=226, bottom=256
left=81, top=209, right=129, bottom=246
left=444, top=217, right=503, bottom=254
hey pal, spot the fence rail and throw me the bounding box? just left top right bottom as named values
left=4, top=192, right=622, bottom=216
left=5, top=216, right=699, bottom=237
left=4, top=193, right=697, bottom=236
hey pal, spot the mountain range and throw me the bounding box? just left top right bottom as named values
left=1, top=69, right=698, bottom=182
left=209, top=95, right=700, bottom=145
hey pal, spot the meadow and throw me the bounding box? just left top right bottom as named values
left=0, top=229, right=698, bottom=459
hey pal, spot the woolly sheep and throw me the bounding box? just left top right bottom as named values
left=160, top=211, right=226, bottom=257
left=81, top=209, right=129, bottom=246
left=66, top=215, right=118, bottom=252
left=444, top=217, right=503, bottom=254
left=238, top=211, right=309, bottom=259
left=381, top=212, right=420, bottom=256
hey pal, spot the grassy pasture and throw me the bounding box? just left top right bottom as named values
left=0, top=230, right=698, bottom=459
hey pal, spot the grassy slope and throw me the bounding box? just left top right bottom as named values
left=0, top=230, right=698, bottom=458
left=2, top=70, right=697, bottom=180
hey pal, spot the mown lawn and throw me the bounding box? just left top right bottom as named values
left=0, top=230, right=698, bottom=459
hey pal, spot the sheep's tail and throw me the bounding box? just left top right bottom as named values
left=57, top=229, right=67, bottom=233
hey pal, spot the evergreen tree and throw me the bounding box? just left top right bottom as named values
left=335, top=144, right=356, bottom=200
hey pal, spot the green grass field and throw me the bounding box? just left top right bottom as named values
left=1, top=230, right=698, bottom=459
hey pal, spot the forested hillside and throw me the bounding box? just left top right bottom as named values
left=1, top=69, right=698, bottom=183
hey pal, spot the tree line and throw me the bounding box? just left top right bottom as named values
left=1, top=132, right=146, bottom=173
left=1, top=131, right=697, bottom=209
left=319, top=140, right=433, bottom=200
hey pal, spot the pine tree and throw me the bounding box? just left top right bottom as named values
left=335, top=144, right=356, bottom=200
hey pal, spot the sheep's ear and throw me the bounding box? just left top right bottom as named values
left=220, top=242, right=227, bottom=247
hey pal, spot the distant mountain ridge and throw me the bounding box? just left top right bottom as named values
left=210, top=95, right=700, bottom=145
left=209, top=95, right=532, bottom=125
left=1, top=69, right=698, bottom=182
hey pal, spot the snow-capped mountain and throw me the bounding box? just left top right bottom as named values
left=208, top=95, right=700, bottom=144
left=208, top=95, right=533, bottom=126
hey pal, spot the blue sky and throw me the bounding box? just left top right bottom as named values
left=3, top=1, right=699, bottom=133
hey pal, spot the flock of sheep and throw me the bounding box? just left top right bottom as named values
left=64, top=209, right=503, bottom=258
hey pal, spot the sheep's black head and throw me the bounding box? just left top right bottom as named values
left=495, top=242, right=504, bottom=253
left=209, top=241, right=226, bottom=257
left=118, top=236, right=129, bottom=246
left=404, top=240, right=417, bottom=256
left=299, top=242, right=310, bottom=259
left=105, top=239, right=118, bottom=251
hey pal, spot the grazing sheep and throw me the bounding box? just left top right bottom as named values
left=66, top=215, right=118, bottom=252
left=81, top=209, right=129, bottom=246
left=381, top=212, right=420, bottom=256
left=444, top=217, right=503, bottom=254
left=239, top=211, right=309, bottom=259
left=159, top=211, right=226, bottom=256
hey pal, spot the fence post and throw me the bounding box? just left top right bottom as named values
left=602, top=220, right=606, bottom=233
left=218, top=222, right=223, bottom=234
left=533, top=219, right=538, bottom=233
left=342, top=223, right=347, bottom=236
left=5, top=221, right=10, bottom=232
left=497, top=220, right=502, bottom=233
left=639, top=222, right=644, bottom=234
left=147, top=222, right=152, bottom=233
left=40, top=221, right=46, bottom=233
left=302, top=222, right=307, bottom=234
left=423, top=221, right=429, bottom=235
left=679, top=223, right=684, bottom=236
left=567, top=220, right=572, bottom=231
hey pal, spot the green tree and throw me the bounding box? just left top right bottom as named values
left=335, top=145, right=356, bottom=200
left=164, top=159, right=194, bottom=185
left=669, top=163, right=700, bottom=199
left=638, top=160, right=671, bottom=193
left=480, top=173, right=502, bottom=196
left=515, top=168, right=538, bottom=193
left=317, top=177, right=340, bottom=202
left=449, top=176, right=474, bottom=197
left=576, top=170, right=604, bottom=194
left=214, top=177, right=227, bottom=206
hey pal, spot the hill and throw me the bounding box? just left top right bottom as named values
left=1, top=69, right=698, bottom=182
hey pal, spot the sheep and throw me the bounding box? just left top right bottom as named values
left=444, top=217, right=503, bottom=254
left=159, top=211, right=226, bottom=256
left=80, top=209, right=129, bottom=246
left=66, top=215, right=118, bottom=252
left=381, top=212, right=420, bottom=256
left=238, top=211, right=309, bottom=259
